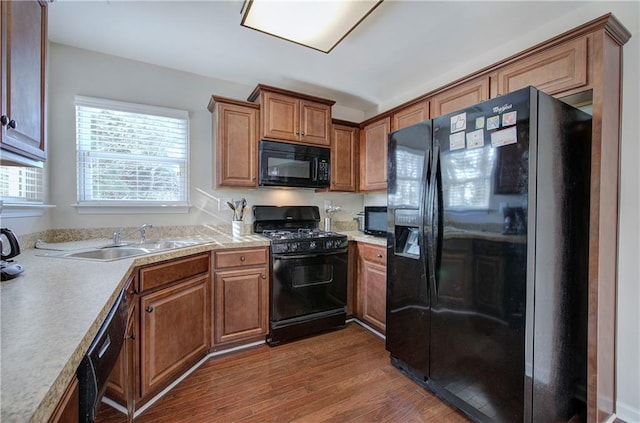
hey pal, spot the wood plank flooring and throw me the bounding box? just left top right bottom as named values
left=96, top=323, right=470, bottom=422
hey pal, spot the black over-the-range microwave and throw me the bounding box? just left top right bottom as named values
left=364, top=206, right=388, bottom=237
left=259, top=140, right=330, bottom=188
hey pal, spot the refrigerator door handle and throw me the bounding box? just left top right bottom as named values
left=422, top=146, right=432, bottom=303
left=427, top=142, right=440, bottom=304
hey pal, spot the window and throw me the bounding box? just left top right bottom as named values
left=0, top=165, right=43, bottom=202
left=75, top=96, right=189, bottom=212
left=441, top=147, right=496, bottom=210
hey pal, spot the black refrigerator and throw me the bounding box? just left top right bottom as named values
left=386, top=87, right=590, bottom=422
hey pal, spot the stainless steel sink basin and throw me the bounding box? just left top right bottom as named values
left=63, top=247, right=155, bottom=261
left=42, top=239, right=202, bottom=261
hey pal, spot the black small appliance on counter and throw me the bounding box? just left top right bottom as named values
left=1, top=228, right=24, bottom=281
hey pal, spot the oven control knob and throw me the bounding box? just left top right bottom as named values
left=290, top=243, right=298, bottom=252
left=325, top=241, right=333, bottom=249
left=309, top=241, right=316, bottom=250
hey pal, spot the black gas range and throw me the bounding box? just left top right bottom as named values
left=253, top=206, right=348, bottom=346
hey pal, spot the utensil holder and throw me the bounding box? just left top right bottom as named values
left=232, top=221, right=243, bottom=238
left=324, top=217, right=331, bottom=232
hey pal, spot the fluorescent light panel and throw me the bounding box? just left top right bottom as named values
left=241, top=0, right=382, bottom=53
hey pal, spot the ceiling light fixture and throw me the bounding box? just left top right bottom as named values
left=240, top=0, right=383, bottom=53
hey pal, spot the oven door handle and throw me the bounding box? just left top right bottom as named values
left=272, top=250, right=347, bottom=260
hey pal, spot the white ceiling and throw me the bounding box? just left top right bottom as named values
left=48, top=1, right=592, bottom=114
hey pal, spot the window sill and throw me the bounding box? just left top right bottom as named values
left=71, top=202, right=191, bottom=214
left=0, top=202, right=55, bottom=218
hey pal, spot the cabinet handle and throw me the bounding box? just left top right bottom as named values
left=145, top=306, right=154, bottom=313
left=377, top=253, right=383, bottom=258
left=240, top=256, right=245, bottom=262
left=127, top=333, right=136, bottom=340
left=7, top=120, right=16, bottom=129
left=296, top=130, right=300, bottom=135
left=301, top=131, right=305, bottom=136
left=0, top=115, right=8, bottom=126
left=261, top=274, right=266, bottom=279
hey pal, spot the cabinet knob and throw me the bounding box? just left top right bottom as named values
left=301, top=131, right=305, bottom=136
left=377, top=253, right=383, bottom=258
left=261, top=274, right=266, bottom=279
left=240, top=256, right=245, bottom=262
left=7, top=120, right=16, bottom=129
left=0, top=115, right=8, bottom=126
left=145, top=306, right=154, bottom=313
left=296, top=130, right=300, bottom=135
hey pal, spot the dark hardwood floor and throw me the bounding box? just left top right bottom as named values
left=96, top=323, right=470, bottom=422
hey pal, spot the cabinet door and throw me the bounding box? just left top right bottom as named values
left=0, top=1, right=47, bottom=161
left=213, top=266, right=268, bottom=346
left=139, top=276, right=209, bottom=400
left=360, top=117, right=390, bottom=192
left=357, top=244, right=387, bottom=333
left=430, top=76, right=490, bottom=118
left=105, top=304, right=136, bottom=413
left=214, top=101, right=258, bottom=187
left=48, top=376, right=79, bottom=423
left=330, top=123, right=358, bottom=192
left=392, top=100, right=429, bottom=131
left=299, top=100, right=331, bottom=146
left=496, top=37, right=588, bottom=96
left=261, top=91, right=299, bottom=142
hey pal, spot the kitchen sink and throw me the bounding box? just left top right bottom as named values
left=42, top=239, right=203, bottom=261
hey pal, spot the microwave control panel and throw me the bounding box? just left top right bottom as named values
left=318, top=160, right=330, bottom=181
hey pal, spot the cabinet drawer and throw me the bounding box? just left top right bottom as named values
left=359, top=243, right=386, bottom=265
left=214, top=248, right=268, bottom=269
left=139, top=253, right=210, bottom=292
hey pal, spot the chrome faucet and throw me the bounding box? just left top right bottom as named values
left=113, top=223, right=153, bottom=245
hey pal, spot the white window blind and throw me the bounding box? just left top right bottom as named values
left=75, top=96, right=189, bottom=206
left=0, top=165, right=43, bottom=202
left=441, top=146, right=496, bottom=209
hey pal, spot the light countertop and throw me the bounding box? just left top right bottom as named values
left=0, top=227, right=399, bottom=422
left=0, top=231, right=269, bottom=423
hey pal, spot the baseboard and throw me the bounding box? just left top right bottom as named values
left=615, top=400, right=640, bottom=423
left=349, top=317, right=386, bottom=340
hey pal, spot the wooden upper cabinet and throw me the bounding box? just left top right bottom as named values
left=249, top=84, right=335, bottom=147
left=430, top=76, right=490, bottom=118
left=496, top=37, right=588, bottom=96
left=330, top=122, right=358, bottom=192
left=360, top=117, right=390, bottom=192
left=0, top=0, right=47, bottom=163
left=299, top=99, right=332, bottom=145
left=209, top=96, right=259, bottom=188
left=391, top=100, right=429, bottom=131
left=260, top=91, right=299, bottom=142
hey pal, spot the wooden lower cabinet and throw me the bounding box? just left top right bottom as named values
left=105, top=276, right=137, bottom=415
left=212, top=247, right=269, bottom=348
left=139, top=275, right=209, bottom=400
left=213, top=267, right=268, bottom=346
left=48, top=376, right=79, bottom=423
left=356, top=243, right=387, bottom=333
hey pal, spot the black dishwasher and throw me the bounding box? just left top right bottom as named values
left=77, top=288, right=128, bottom=422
